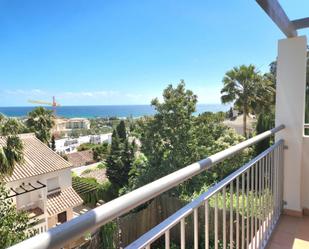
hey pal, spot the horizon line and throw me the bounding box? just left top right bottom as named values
left=0, top=103, right=227, bottom=108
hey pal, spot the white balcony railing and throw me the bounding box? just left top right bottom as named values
left=127, top=139, right=284, bottom=249
left=8, top=125, right=285, bottom=249
left=31, top=222, right=47, bottom=235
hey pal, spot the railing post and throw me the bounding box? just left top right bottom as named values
left=275, top=35, right=307, bottom=215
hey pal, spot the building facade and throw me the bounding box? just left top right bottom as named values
left=1, top=134, right=83, bottom=235
left=52, top=118, right=91, bottom=137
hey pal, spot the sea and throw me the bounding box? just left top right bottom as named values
left=0, top=104, right=230, bottom=119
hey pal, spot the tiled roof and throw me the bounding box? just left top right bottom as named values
left=47, top=186, right=83, bottom=216
left=0, top=133, right=72, bottom=182
left=67, top=150, right=95, bottom=167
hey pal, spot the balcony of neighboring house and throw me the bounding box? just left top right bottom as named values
left=7, top=1, right=309, bottom=249
left=11, top=182, right=47, bottom=221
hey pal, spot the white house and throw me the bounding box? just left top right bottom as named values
left=1, top=133, right=83, bottom=236
left=52, top=118, right=91, bottom=137
left=55, top=133, right=112, bottom=154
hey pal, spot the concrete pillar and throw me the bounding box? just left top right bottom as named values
left=275, top=35, right=307, bottom=215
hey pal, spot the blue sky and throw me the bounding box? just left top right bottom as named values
left=0, top=0, right=308, bottom=106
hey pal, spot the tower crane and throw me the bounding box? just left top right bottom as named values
left=28, top=96, right=61, bottom=115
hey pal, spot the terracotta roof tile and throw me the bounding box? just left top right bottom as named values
left=47, top=186, right=83, bottom=216
left=0, top=133, right=72, bottom=182
left=67, top=150, right=94, bottom=167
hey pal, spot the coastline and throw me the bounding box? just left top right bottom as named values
left=0, top=104, right=230, bottom=119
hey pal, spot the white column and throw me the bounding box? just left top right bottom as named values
left=275, top=35, right=307, bottom=214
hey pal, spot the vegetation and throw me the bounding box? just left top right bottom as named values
left=93, top=143, right=109, bottom=162
left=124, top=81, right=252, bottom=199
left=99, top=221, right=118, bottom=249
left=77, top=143, right=99, bottom=151
left=26, top=107, right=55, bottom=144
left=255, top=111, right=275, bottom=155
left=51, top=135, right=56, bottom=151
left=221, top=65, right=274, bottom=137
left=106, top=121, right=136, bottom=191
left=0, top=116, right=25, bottom=176
left=1, top=118, right=28, bottom=135
left=0, top=184, right=33, bottom=248
left=72, top=176, right=116, bottom=207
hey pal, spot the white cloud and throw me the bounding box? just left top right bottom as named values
left=4, top=89, right=46, bottom=95
left=60, top=90, right=119, bottom=98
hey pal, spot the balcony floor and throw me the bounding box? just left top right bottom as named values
left=267, top=215, right=309, bottom=249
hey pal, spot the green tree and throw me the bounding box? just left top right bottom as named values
left=255, top=111, right=275, bottom=155
left=106, top=120, right=135, bottom=191
left=51, top=135, right=56, bottom=151
left=93, top=143, right=109, bottom=162
left=106, top=130, right=124, bottom=188
left=0, top=136, right=24, bottom=176
left=1, top=118, right=28, bottom=136
left=0, top=115, right=24, bottom=176
left=26, top=107, right=55, bottom=144
left=221, top=65, right=266, bottom=137
left=0, top=183, right=33, bottom=248
left=138, top=81, right=199, bottom=185
left=0, top=113, right=5, bottom=124
left=128, top=82, right=252, bottom=197
left=116, top=120, right=126, bottom=141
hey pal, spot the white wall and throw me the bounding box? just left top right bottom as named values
left=55, top=133, right=112, bottom=153
left=275, top=36, right=307, bottom=213
left=7, top=168, right=72, bottom=210
left=301, top=137, right=309, bottom=210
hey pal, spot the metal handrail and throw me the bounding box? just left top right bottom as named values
left=126, top=139, right=284, bottom=248
left=9, top=125, right=285, bottom=249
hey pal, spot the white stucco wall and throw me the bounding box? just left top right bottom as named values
left=275, top=36, right=307, bottom=213
left=301, top=137, right=309, bottom=210
left=6, top=168, right=72, bottom=209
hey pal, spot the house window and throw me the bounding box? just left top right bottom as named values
left=57, top=211, right=67, bottom=224
left=47, top=177, right=59, bottom=192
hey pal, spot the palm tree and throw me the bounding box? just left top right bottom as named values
left=221, top=65, right=264, bottom=138
left=26, top=107, right=55, bottom=144
left=0, top=115, right=24, bottom=176
left=0, top=135, right=24, bottom=176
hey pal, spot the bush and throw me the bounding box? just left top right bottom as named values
left=97, top=163, right=106, bottom=169
left=77, top=143, right=99, bottom=151
left=72, top=176, right=117, bottom=207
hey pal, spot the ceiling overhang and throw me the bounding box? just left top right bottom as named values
left=256, top=0, right=309, bottom=38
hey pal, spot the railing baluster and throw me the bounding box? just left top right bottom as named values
left=270, top=150, right=274, bottom=231
left=236, top=176, right=240, bottom=249
left=242, top=174, right=245, bottom=249
left=145, top=244, right=151, bottom=249
left=251, top=164, right=254, bottom=249
left=180, top=218, right=185, bottom=249
left=277, top=145, right=280, bottom=220
left=259, top=159, right=262, bottom=249
left=165, top=230, right=170, bottom=249
left=265, top=153, right=269, bottom=240
left=205, top=199, right=209, bottom=249
left=223, top=186, right=226, bottom=249
left=266, top=153, right=271, bottom=237
left=274, top=148, right=279, bottom=222
left=246, top=170, right=250, bottom=249
left=255, top=161, right=258, bottom=249
left=215, top=193, right=219, bottom=249
left=279, top=144, right=282, bottom=214
left=230, top=182, right=234, bottom=249
left=194, top=208, right=198, bottom=249
left=262, top=155, right=265, bottom=246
